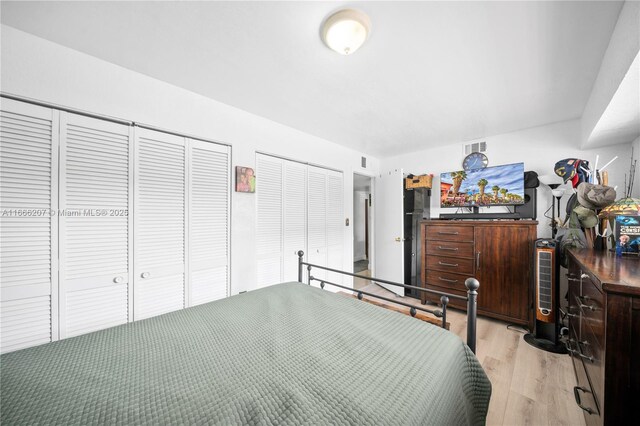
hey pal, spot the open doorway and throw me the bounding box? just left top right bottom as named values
left=353, top=173, right=373, bottom=290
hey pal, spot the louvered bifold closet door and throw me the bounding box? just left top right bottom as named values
left=307, top=166, right=327, bottom=283
left=0, top=99, right=58, bottom=353
left=283, top=160, right=307, bottom=282
left=58, top=113, right=131, bottom=338
left=326, top=170, right=344, bottom=287
left=134, top=128, right=185, bottom=320
left=256, top=154, right=283, bottom=287
left=187, top=139, right=230, bottom=306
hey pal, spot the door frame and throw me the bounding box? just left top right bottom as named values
left=364, top=200, right=369, bottom=259
left=353, top=172, right=375, bottom=278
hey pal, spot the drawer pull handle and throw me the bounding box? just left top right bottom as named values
left=579, top=303, right=596, bottom=312
left=437, top=231, right=459, bottom=235
left=577, top=296, right=596, bottom=312
left=438, top=261, right=459, bottom=267
left=567, top=339, right=595, bottom=363
left=573, top=386, right=595, bottom=415
left=438, top=277, right=458, bottom=283
left=437, top=246, right=459, bottom=251
left=566, top=274, right=580, bottom=282
left=580, top=353, right=595, bottom=362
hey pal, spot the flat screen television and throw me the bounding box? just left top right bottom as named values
left=440, top=162, right=525, bottom=208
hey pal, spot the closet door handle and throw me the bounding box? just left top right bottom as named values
left=141, top=272, right=151, bottom=279
left=113, top=276, right=123, bottom=284
left=476, top=252, right=481, bottom=272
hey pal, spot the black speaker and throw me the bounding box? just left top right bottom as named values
left=514, top=188, right=537, bottom=219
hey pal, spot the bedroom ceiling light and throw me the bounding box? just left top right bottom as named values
left=321, top=9, right=371, bottom=55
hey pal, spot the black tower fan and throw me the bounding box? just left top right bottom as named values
left=524, top=239, right=567, bottom=353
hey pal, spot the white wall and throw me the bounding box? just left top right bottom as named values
left=0, top=25, right=380, bottom=294
left=581, top=1, right=640, bottom=146
left=382, top=119, right=633, bottom=238
left=353, top=191, right=368, bottom=262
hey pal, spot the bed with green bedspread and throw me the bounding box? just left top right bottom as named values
left=1, top=282, right=491, bottom=425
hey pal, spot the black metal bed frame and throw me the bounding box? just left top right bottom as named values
left=296, top=251, right=479, bottom=354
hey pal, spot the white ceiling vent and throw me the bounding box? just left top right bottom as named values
left=463, top=141, right=487, bottom=156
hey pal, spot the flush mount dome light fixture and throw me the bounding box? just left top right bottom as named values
left=321, top=9, right=371, bottom=55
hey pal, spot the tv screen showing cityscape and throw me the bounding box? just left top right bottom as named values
left=440, top=162, right=525, bottom=208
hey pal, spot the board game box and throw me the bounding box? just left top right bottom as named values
left=615, top=215, right=640, bottom=255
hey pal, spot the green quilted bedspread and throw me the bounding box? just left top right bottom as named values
left=1, top=282, right=491, bottom=425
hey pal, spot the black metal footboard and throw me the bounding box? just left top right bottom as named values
left=296, top=251, right=479, bottom=354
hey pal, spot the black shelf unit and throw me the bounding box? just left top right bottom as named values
left=403, top=185, right=431, bottom=298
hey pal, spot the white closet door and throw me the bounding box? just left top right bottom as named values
left=307, top=166, right=327, bottom=283
left=188, top=139, right=230, bottom=306
left=59, top=113, right=131, bottom=338
left=0, top=98, right=58, bottom=353
left=326, top=170, right=344, bottom=286
left=283, top=160, right=307, bottom=282
left=134, top=128, right=185, bottom=320
left=256, top=154, right=283, bottom=287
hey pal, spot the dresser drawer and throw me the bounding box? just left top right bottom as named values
left=425, top=225, right=474, bottom=242
left=579, top=324, right=603, bottom=415
left=426, top=255, right=474, bottom=275
left=421, top=283, right=467, bottom=309
left=579, top=273, right=605, bottom=344
left=569, top=328, right=601, bottom=423
left=425, top=269, right=470, bottom=293
left=426, top=240, right=474, bottom=258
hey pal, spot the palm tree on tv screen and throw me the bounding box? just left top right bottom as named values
left=477, top=178, right=488, bottom=200
left=500, top=188, right=508, bottom=200
left=451, top=171, right=467, bottom=195
left=492, top=185, right=500, bottom=200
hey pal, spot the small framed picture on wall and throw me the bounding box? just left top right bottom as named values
left=235, top=166, right=255, bottom=193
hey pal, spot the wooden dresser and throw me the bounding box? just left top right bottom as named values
left=420, top=220, right=537, bottom=328
left=566, top=249, right=639, bottom=425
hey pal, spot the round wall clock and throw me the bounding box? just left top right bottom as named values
left=463, top=152, right=489, bottom=171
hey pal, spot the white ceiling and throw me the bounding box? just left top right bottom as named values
left=0, top=1, right=624, bottom=157
left=586, top=51, right=640, bottom=148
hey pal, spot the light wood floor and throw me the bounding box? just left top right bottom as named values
left=353, top=278, right=586, bottom=426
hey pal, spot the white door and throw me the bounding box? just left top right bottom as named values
left=0, top=99, right=58, bottom=353
left=325, top=170, right=344, bottom=288
left=187, top=139, right=230, bottom=306
left=374, top=169, right=404, bottom=296
left=307, top=166, right=327, bottom=285
left=59, top=113, right=131, bottom=338
left=283, top=160, right=307, bottom=282
left=134, top=128, right=186, bottom=320
left=256, top=154, right=283, bottom=287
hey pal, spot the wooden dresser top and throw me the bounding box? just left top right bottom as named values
left=569, top=249, right=640, bottom=297
left=421, top=220, right=538, bottom=226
